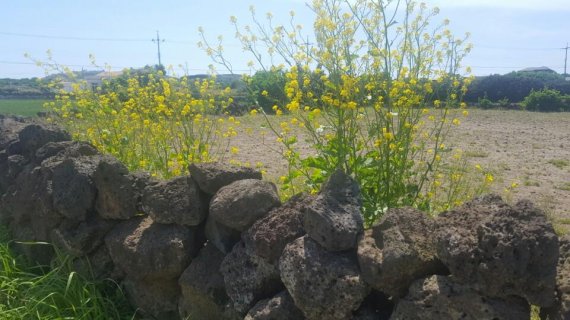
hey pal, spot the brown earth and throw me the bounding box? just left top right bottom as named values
left=224, top=109, right=570, bottom=230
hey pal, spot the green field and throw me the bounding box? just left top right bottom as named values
left=0, top=99, right=48, bottom=117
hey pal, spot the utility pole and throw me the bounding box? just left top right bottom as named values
left=562, top=42, right=568, bottom=76
left=152, top=30, right=165, bottom=67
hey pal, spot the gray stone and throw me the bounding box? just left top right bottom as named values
left=18, top=123, right=71, bottom=157
left=279, top=235, right=369, bottom=320
left=210, top=179, right=280, bottom=232
left=51, top=156, right=99, bottom=221
left=304, top=195, right=363, bottom=252
left=105, top=216, right=196, bottom=280
left=142, top=175, right=207, bottom=226
left=242, top=193, right=311, bottom=263
left=220, top=241, right=283, bottom=315
left=436, top=195, right=559, bottom=307
left=123, top=276, right=180, bottom=320
left=51, top=216, right=116, bottom=257
left=34, top=140, right=98, bottom=163
left=205, top=216, right=241, bottom=254
left=244, top=291, right=305, bottom=320
left=0, top=152, right=26, bottom=194
left=178, top=243, right=233, bottom=320
left=189, top=162, right=262, bottom=195
left=357, top=207, right=446, bottom=298
left=319, top=169, right=362, bottom=208
left=391, top=275, right=530, bottom=320
left=540, top=235, right=570, bottom=319
left=303, top=171, right=364, bottom=252
left=93, top=156, right=142, bottom=220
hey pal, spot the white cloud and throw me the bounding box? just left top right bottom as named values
left=431, top=0, right=569, bottom=10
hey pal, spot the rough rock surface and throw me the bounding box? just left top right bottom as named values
left=541, top=235, right=570, bottom=320
left=142, top=175, right=207, bottom=226
left=436, top=195, right=559, bottom=306
left=0, top=115, right=27, bottom=149
left=244, top=290, right=305, bottom=320
left=220, top=241, right=283, bottom=315
left=35, top=140, right=98, bottom=163
left=242, top=193, right=311, bottom=263
left=73, top=244, right=116, bottom=280
left=51, top=216, right=116, bottom=257
left=391, top=275, right=530, bottom=320
left=303, top=171, right=363, bottom=251
left=352, top=290, right=393, bottom=320
left=18, top=123, right=71, bottom=157
left=93, top=156, right=144, bottom=220
left=0, top=165, right=59, bottom=241
left=189, top=162, right=262, bottom=195
left=205, top=216, right=242, bottom=254
left=0, top=152, right=26, bottom=194
left=210, top=179, right=280, bottom=232
left=178, top=243, right=232, bottom=320
left=105, top=216, right=196, bottom=280
left=357, top=207, right=446, bottom=298
left=123, top=276, right=180, bottom=320
left=279, top=235, right=369, bottom=320
left=51, top=156, right=100, bottom=221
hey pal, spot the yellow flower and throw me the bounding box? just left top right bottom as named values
left=230, top=146, right=239, bottom=154
left=261, top=90, right=269, bottom=97
left=452, top=118, right=461, bottom=126
left=250, top=109, right=258, bottom=116
left=485, top=173, right=494, bottom=183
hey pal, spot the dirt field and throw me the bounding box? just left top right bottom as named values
left=227, top=109, right=570, bottom=229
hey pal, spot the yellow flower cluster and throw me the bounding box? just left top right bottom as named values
left=48, top=70, right=237, bottom=178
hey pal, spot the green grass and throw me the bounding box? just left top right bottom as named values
left=0, top=225, right=135, bottom=319
left=0, top=99, right=48, bottom=117
left=548, top=159, right=570, bottom=169
left=557, top=182, right=570, bottom=192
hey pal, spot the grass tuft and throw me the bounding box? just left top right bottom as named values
left=0, top=225, right=134, bottom=319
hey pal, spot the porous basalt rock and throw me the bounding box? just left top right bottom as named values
left=540, top=235, right=570, bottom=319
left=105, top=216, right=197, bottom=280
left=391, top=275, right=530, bottom=320
left=178, top=243, right=232, bottom=320
left=436, top=195, right=558, bottom=307
left=51, top=156, right=100, bottom=221
left=303, top=170, right=363, bottom=252
left=244, top=290, right=305, bottom=320
left=189, top=162, right=262, bottom=195
left=142, top=175, right=207, bottom=226
left=242, top=193, right=311, bottom=263
left=123, top=276, right=180, bottom=320
left=357, top=207, right=446, bottom=298
left=205, top=216, right=241, bottom=254
left=18, top=123, right=71, bottom=157
left=210, top=179, right=280, bottom=232
left=93, top=156, right=144, bottom=220
left=220, top=241, right=283, bottom=315
left=279, top=235, right=369, bottom=320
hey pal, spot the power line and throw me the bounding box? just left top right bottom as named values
left=0, top=31, right=148, bottom=42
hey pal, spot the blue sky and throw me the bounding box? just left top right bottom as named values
left=1, top=0, right=569, bottom=78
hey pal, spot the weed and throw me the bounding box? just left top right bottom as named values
left=548, top=159, right=569, bottom=169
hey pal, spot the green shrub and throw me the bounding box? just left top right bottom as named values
left=477, top=95, right=494, bottom=109
left=523, top=88, right=569, bottom=112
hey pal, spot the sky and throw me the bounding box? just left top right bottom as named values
left=1, top=0, right=569, bottom=79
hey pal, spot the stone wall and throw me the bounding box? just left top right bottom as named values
left=0, top=114, right=568, bottom=320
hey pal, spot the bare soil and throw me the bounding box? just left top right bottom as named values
left=226, top=109, right=570, bottom=229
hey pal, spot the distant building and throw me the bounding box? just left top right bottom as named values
left=519, top=66, right=556, bottom=73
left=60, top=70, right=123, bottom=92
